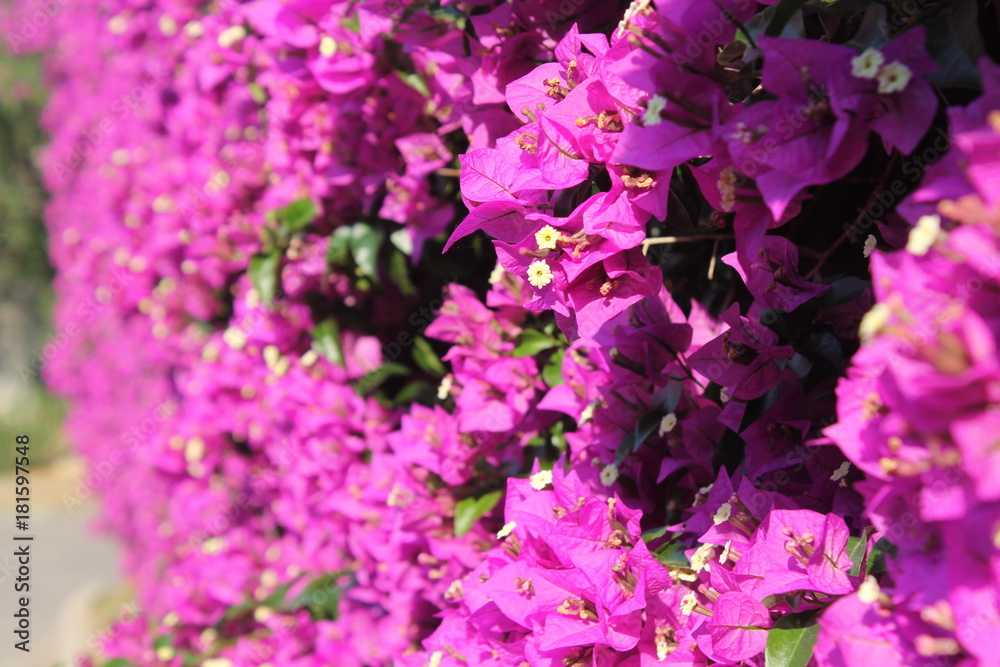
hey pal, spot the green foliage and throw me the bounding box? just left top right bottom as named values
left=454, top=490, right=503, bottom=537
left=765, top=612, right=820, bottom=667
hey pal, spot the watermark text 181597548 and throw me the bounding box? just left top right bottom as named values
left=12, top=434, right=32, bottom=653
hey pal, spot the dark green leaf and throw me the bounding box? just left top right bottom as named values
left=641, top=525, right=669, bottom=543
left=765, top=612, right=819, bottom=667
left=393, top=380, right=432, bottom=406
left=350, top=222, right=384, bottom=282
left=513, top=330, right=558, bottom=357
left=765, top=0, right=809, bottom=36
left=389, top=250, right=418, bottom=296
left=153, top=635, right=174, bottom=650
left=924, top=0, right=982, bottom=89
left=653, top=540, right=691, bottom=568
left=279, top=198, right=317, bottom=232
left=800, top=331, right=846, bottom=373
left=327, top=226, right=353, bottom=267
left=289, top=571, right=354, bottom=621
left=249, top=250, right=281, bottom=306
left=454, top=490, right=502, bottom=537
left=312, top=318, right=344, bottom=366
left=543, top=348, right=566, bottom=387
left=819, top=276, right=870, bottom=307
left=412, top=336, right=446, bottom=377
left=739, top=384, right=780, bottom=433
left=103, top=660, right=134, bottom=667
left=615, top=409, right=666, bottom=467
left=355, top=362, right=409, bottom=396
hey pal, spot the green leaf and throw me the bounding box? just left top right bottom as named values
left=289, top=571, right=354, bottom=621
left=102, top=660, right=134, bottom=667
left=249, top=250, right=281, bottom=306
left=764, top=0, right=809, bottom=36
left=397, top=70, right=430, bottom=97
left=390, top=228, right=413, bottom=256
left=350, top=222, right=384, bottom=282
left=765, top=612, right=820, bottom=667
left=355, top=362, right=409, bottom=396
left=653, top=540, right=691, bottom=568
left=152, top=635, right=174, bottom=650
left=615, top=409, right=665, bottom=467
left=312, top=318, right=344, bottom=366
left=868, top=536, right=896, bottom=575
left=513, top=330, right=558, bottom=357
left=413, top=336, right=447, bottom=377
left=641, top=525, right=669, bottom=544
left=278, top=198, right=317, bottom=232
left=846, top=534, right=868, bottom=577
left=388, top=250, right=418, bottom=296
left=393, top=380, right=431, bottom=406
left=542, top=348, right=566, bottom=387
left=248, top=82, right=268, bottom=105
left=454, top=490, right=502, bottom=537
left=327, top=226, right=353, bottom=267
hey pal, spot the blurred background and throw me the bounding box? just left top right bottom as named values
left=0, top=48, right=124, bottom=667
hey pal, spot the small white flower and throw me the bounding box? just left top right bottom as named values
left=659, top=412, right=678, bottom=435
left=831, top=461, right=852, bottom=482
left=427, top=651, right=444, bottom=667
left=184, top=437, right=206, bottom=464
left=497, top=521, right=517, bottom=539
left=617, top=0, right=652, bottom=37
left=437, top=375, right=454, bottom=401
left=108, top=14, right=128, bottom=35
left=859, top=303, right=891, bottom=343
left=876, top=61, right=913, bottom=95
left=159, top=15, right=178, bottom=37
left=184, top=20, right=204, bottom=38
left=217, top=25, right=247, bottom=49
left=642, top=95, right=668, bottom=127
left=301, top=349, right=319, bottom=367
left=489, top=262, right=506, bottom=284
left=719, top=387, right=731, bottom=404
left=863, top=234, right=877, bottom=258
left=156, top=646, right=175, bottom=661
left=600, top=464, right=619, bottom=487
left=858, top=575, right=881, bottom=604
left=319, top=34, right=337, bottom=57
left=527, top=259, right=554, bottom=289
left=680, top=592, right=698, bottom=616
left=717, top=166, right=737, bottom=212
left=851, top=48, right=885, bottom=80
left=719, top=540, right=733, bottom=564
left=535, top=225, right=561, bottom=250
left=690, top=544, right=715, bottom=573
left=907, top=214, right=943, bottom=256
left=712, top=502, right=732, bottom=526
left=529, top=469, right=553, bottom=490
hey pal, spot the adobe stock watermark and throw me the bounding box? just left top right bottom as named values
left=17, top=266, right=135, bottom=383
left=4, top=0, right=69, bottom=54
left=51, top=64, right=168, bottom=183
left=844, top=125, right=950, bottom=244
left=61, top=399, right=180, bottom=513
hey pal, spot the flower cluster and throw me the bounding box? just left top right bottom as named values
left=11, top=0, right=1000, bottom=664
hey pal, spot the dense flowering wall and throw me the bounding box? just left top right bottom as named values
left=9, top=0, right=1000, bottom=664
